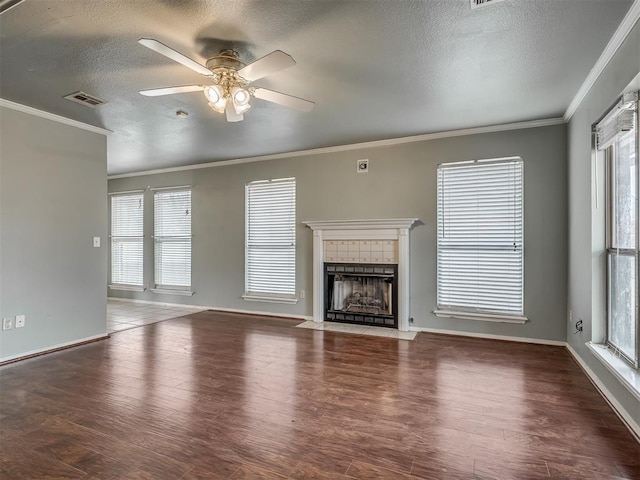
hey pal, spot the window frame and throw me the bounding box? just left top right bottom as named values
left=109, top=191, right=145, bottom=291
left=605, top=122, right=639, bottom=369
left=434, top=156, right=526, bottom=323
left=243, top=177, right=297, bottom=304
left=152, top=187, right=193, bottom=295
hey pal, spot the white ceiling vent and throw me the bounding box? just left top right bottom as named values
left=63, top=91, right=106, bottom=108
left=470, top=0, right=507, bottom=9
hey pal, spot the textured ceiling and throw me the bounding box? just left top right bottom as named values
left=0, top=0, right=633, bottom=174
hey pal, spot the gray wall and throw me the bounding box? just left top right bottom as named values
left=109, top=123, right=568, bottom=342
left=567, top=21, right=640, bottom=427
left=0, top=106, right=108, bottom=360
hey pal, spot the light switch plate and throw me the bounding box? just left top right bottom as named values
left=93, top=237, right=100, bottom=248
left=15, top=314, right=25, bottom=328
left=2, top=317, right=13, bottom=330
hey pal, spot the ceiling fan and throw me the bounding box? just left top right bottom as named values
left=138, top=38, right=315, bottom=122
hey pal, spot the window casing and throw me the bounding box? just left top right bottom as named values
left=603, top=93, right=639, bottom=368
left=153, top=189, right=192, bottom=292
left=110, top=193, right=144, bottom=288
left=245, top=178, right=296, bottom=301
left=436, top=157, right=524, bottom=319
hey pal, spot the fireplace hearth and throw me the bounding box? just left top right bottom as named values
left=325, top=263, right=398, bottom=328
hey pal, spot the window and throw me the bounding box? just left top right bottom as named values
left=245, top=178, right=296, bottom=302
left=601, top=91, right=638, bottom=367
left=110, top=192, right=144, bottom=289
left=436, top=157, right=524, bottom=321
left=153, top=188, right=192, bottom=293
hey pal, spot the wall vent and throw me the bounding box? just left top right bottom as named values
left=63, top=91, right=106, bottom=108
left=470, top=0, right=507, bottom=9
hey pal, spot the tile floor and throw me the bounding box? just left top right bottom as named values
left=107, top=299, right=416, bottom=340
left=296, top=320, right=417, bottom=340
left=107, top=298, right=204, bottom=333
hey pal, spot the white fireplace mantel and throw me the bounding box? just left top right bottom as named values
left=303, top=218, right=419, bottom=331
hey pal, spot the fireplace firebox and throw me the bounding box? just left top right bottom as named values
left=324, top=263, right=398, bottom=328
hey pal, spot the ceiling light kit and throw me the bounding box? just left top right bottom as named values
left=138, top=39, right=315, bottom=123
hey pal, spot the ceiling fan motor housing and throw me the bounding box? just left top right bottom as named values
left=205, top=50, right=245, bottom=72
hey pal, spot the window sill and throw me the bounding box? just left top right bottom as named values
left=433, top=309, right=528, bottom=324
left=586, top=342, right=640, bottom=402
left=242, top=294, right=298, bottom=305
left=108, top=284, right=145, bottom=292
left=151, top=288, right=194, bottom=296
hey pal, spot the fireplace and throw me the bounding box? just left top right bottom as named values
left=303, top=219, right=419, bottom=331
left=325, top=263, right=398, bottom=328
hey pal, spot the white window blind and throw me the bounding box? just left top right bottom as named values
left=596, top=92, right=638, bottom=150
left=111, top=193, right=144, bottom=286
left=154, top=189, right=192, bottom=290
left=437, top=158, right=524, bottom=317
left=245, top=178, right=296, bottom=299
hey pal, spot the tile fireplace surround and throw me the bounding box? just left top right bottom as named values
left=303, top=219, right=419, bottom=331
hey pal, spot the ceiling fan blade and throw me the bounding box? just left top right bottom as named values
left=139, top=85, right=204, bottom=97
left=138, top=38, right=212, bottom=77
left=253, top=88, right=315, bottom=112
left=237, top=50, right=296, bottom=82
left=225, top=98, right=244, bottom=122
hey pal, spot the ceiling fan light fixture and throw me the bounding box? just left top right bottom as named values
left=208, top=99, right=226, bottom=114
left=231, top=87, right=250, bottom=106
left=204, top=85, right=224, bottom=104
left=233, top=102, right=251, bottom=115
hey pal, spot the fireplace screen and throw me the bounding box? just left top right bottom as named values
left=325, top=263, right=397, bottom=327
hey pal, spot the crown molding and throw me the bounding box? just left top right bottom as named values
left=0, top=98, right=111, bottom=136
left=108, top=117, right=564, bottom=179
left=564, top=0, right=640, bottom=121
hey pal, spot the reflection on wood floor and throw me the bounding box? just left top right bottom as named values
left=1, top=310, right=638, bottom=479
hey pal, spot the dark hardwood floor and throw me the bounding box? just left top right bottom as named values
left=1, top=311, right=638, bottom=479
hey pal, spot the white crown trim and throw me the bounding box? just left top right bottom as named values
left=0, top=98, right=112, bottom=136
left=564, top=0, right=640, bottom=121
left=107, top=117, right=565, bottom=179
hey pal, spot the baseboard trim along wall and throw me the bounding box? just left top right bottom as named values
left=0, top=333, right=110, bottom=366
left=409, top=326, right=567, bottom=346
left=565, top=343, right=640, bottom=443
left=207, top=307, right=313, bottom=321
left=107, top=296, right=205, bottom=309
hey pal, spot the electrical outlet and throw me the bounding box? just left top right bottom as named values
left=2, top=317, right=13, bottom=331
left=299, top=290, right=305, bottom=299
left=15, top=314, right=25, bottom=328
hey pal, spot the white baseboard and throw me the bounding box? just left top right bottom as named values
left=107, top=297, right=313, bottom=321
left=409, top=325, right=566, bottom=346
left=207, top=306, right=313, bottom=321
left=0, top=333, right=109, bottom=364
left=565, top=343, right=640, bottom=443
left=107, top=297, right=206, bottom=309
